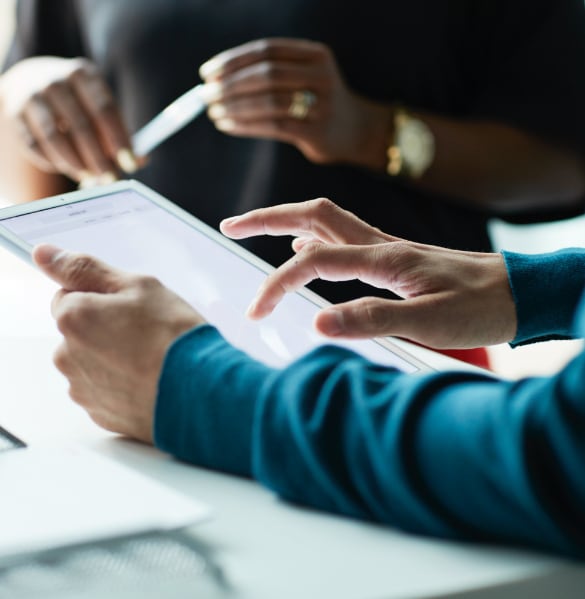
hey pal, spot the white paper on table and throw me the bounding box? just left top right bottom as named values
left=0, top=446, right=210, bottom=559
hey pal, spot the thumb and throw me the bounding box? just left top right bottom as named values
left=315, top=297, right=426, bottom=342
left=32, top=244, right=123, bottom=293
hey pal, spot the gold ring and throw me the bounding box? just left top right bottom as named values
left=288, top=90, right=317, bottom=120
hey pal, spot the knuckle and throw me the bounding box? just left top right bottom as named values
left=254, top=39, right=274, bottom=60
left=299, top=241, right=322, bottom=260
left=56, top=307, right=82, bottom=337
left=314, top=42, right=331, bottom=59
left=259, top=61, right=278, bottom=81
left=310, top=197, right=337, bottom=218
left=356, top=297, right=383, bottom=325
left=386, top=240, right=417, bottom=267
left=69, top=385, right=91, bottom=408
left=65, top=254, right=95, bottom=287
left=52, top=344, right=71, bottom=373
left=69, top=58, right=95, bottom=78
left=134, top=274, right=162, bottom=293
left=87, top=411, right=117, bottom=434
left=43, top=80, right=66, bottom=97
left=29, top=91, right=46, bottom=107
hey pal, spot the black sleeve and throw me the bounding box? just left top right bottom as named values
left=466, top=0, right=585, bottom=156
left=4, top=0, right=84, bottom=70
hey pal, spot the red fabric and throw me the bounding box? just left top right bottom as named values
left=436, top=347, right=491, bottom=370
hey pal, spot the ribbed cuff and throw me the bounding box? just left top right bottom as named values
left=502, top=250, right=584, bottom=347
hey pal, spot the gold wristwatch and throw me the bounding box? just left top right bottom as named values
left=386, top=108, right=435, bottom=179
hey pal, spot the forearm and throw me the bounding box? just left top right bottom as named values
left=412, top=113, right=585, bottom=212
left=255, top=348, right=585, bottom=556
left=354, top=105, right=585, bottom=213
left=155, top=325, right=272, bottom=476
left=155, top=323, right=585, bottom=557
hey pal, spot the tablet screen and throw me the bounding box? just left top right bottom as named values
left=0, top=186, right=421, bottom=373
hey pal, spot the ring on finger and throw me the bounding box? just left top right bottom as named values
left=288, top=90, right=317, bottom=120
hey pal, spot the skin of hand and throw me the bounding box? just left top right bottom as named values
left=199, top=38, right=392, bottom=169
left=32, top=244, right=204, bottom=443
left=220, top=198, right=518, bottom=349
left=0, top=57, right=140, bottom=183
left=200, top=40, right=585, bottom=211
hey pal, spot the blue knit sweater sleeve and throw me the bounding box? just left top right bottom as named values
left=503, top=248, right=585, bottom=346
left=155, top=250, right=585, bottom=557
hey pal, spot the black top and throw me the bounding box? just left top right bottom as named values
left=6, top=0, right=585, bottom=302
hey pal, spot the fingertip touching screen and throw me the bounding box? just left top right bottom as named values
left=0, top=185, right=422, bottom=373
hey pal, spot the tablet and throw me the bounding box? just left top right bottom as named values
left=0, top=180, right=428, bottom=373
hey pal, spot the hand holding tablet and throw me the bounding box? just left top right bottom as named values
left=0, top=180, right=427, bottom=373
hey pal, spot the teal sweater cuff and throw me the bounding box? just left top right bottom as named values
left=502, top=249, right=585, bottom=347
left=154, top=325, right=273, bottom=477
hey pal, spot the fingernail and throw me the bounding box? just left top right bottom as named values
left=208, top=103, right=228, bottom=120
left=78, top=175, right=99, bottom=189
left=97, top=172, right=118, bottom=185
left=245, top=299, right=259, bottom=319
left=78, top=171, right=118, bottom=188
left=33, top=244, right=68, bottom=266
left=199, top=57, right=225, bottom=80
left=116, top=148, right=139, bottom=173
left=216, top=118, right=236, bottom=132
left=319, top=309, right=344, bottom=336
left=198, top=81, right=224, bottom=104
left=220, top=216, right=238, bottom=228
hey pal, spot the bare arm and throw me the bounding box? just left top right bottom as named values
left=389, top=113, right=585, bottom=213
left=200, top=38, right=585, bottom=214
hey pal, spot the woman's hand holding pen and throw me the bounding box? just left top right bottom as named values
left=0, top=56, right=139, bottom=184
left=200, top=38, right=392, bottom=170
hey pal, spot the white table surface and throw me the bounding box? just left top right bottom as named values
left=1, top=248, right=584, bottom=599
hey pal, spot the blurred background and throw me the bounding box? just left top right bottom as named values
left=0, top=0, right=582, bottom=378
left=0, top=1, right=14, bottom=60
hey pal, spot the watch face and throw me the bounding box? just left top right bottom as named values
left=397, top=118, right=435, bottom=177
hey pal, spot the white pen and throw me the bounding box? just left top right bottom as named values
left=131, top=84, right=210, bottom=157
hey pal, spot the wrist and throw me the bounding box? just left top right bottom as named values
left=343, top=97, right=395, bottom=171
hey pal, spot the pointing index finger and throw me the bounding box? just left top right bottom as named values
left=220, top=198, right=395, bottom=245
